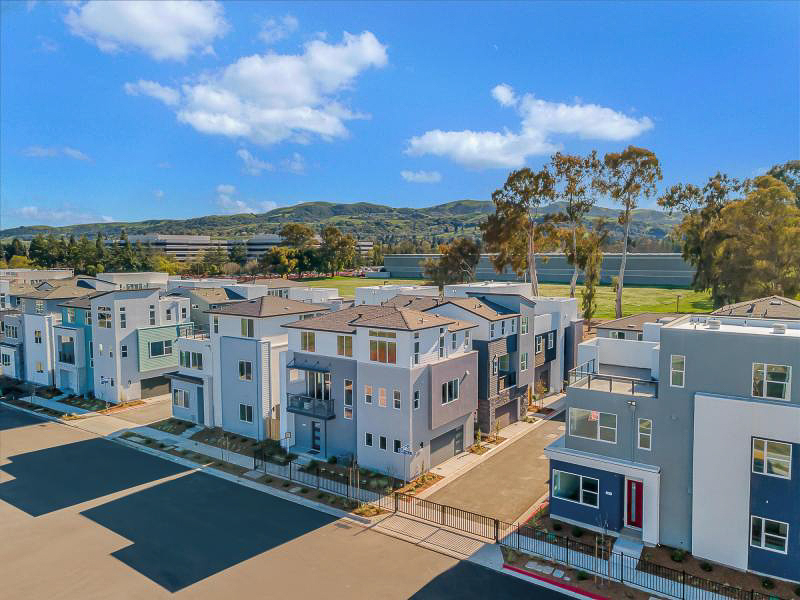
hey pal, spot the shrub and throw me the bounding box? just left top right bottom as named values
left=327, top=455, right=337, bottom=465
left=761, top=578, right=775, bottom=590
left=670, top=549, right=687, bottom=563
left=794, top=585, right=800, bottom=596
left=576, top=571, right=588, bottom=581
left=300, top=488, right=309, bottom=494
left=316, top=492, right=327, bottom=500
left=699, top=561, right=712, bottom=572
left=158, top=442, right=166, bottom=449
left=571, top=526, right=584, bottom=538
left=552, top=522, right=562, bottom=532
left=282, top=482, right=290, bottom=488
left=264, top=477, right=273, bottom=483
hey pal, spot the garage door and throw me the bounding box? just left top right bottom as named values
left=430, top=425, right=464, bottom=467
left=494, top=399, right=518, bottom=430
left=140, top=375, right=170, bottom=399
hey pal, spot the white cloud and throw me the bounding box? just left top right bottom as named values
left=7, top=205, right=113, bottom=225
left=407, top=85, right=654, bottom=169
left=37, top=36, right=59, bottom=53
left=23, top=146, right=91, bottom=161
left=154, top=189, right=165, bottom=199
left=130, top=31, right=387, bottom=146
left=65, top=0, right=228, bottom=61
left=259, top=14, right=298, bottom=44
left=124, top=79, right=180, bottom=106
left=401, top=170, right=441, bottom=183
left=215, top=184, right=276, bottom=213
left=237, top=148, right=273, bottom=175
left=281, top=152, right=306, bottom=174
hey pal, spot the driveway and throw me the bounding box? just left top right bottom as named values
left=114, top=397, right=172, bottom=425
left=425, top=412, right=565, bottom=523
left=0, top=404, right=569, bottom=600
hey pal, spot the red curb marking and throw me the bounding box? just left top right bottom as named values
left=503, top=564, right=610, bottom=600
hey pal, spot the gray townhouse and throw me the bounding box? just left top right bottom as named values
left=166, top=286, right=244, bottom=329
left=282, top=304, right=478, bottom=481
left=545, top=310, right=800, bottom=583
left=168, top=296, right=328, bottom=441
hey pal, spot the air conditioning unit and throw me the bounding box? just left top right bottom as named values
left=707, top=319, right=721, bottom=330
left=772, top=323, right=787, bottom=335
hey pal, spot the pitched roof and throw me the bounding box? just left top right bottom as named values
left=284, top=305, right=395, bottom=333
left=8, top=282, right=35, bottom=296
left=382, top=294, right=444, bottom=311
left=15, top=285, right=93, bottom=301
left=285, top=304, right=475, bottom=333
left=596, top=312, right=682, bottom=332
left=437, top=297, right=518, bottom=322
left=58, top=291, right=111, bottom=309
left=711, top=296, right=800, bottom=320
left=355, top=308, right=457, bottom=332
left=206, top=296, right=324, bottom=318
left=169, top=286, right=242, bottom=303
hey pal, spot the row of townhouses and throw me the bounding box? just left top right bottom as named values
left=545, top=295, right=800, bottom=583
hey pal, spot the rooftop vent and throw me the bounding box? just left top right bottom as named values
left=707, top=319, right=721, bottom=330
left=769, top=300, right=783, bottom=306
left=772, top=323, right=787, bottom=334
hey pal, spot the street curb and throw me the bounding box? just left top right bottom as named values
left=503, top=565, right=610, bottom=600
left=0, top=400, right=68, bottom=425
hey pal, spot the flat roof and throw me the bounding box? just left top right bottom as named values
left=668, top=315, right=800, bottom=338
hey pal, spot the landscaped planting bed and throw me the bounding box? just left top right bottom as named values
left=3, top=396, right=66, bottom=419
left=190, top=427, right=262, bottom=456
left=149, top=417, right=196, bottom=436
left=393, top=472, right=443, bottom=496
left=34, top=386, right=63, bottom=399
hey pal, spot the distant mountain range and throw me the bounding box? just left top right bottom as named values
left=0, top=199, right=682, bottom=243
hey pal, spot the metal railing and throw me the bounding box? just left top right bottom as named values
left=286, top=394, right=336, bottom=419
left=573, top=372, right=658, bottom=397
left=57, top=351, right=75, bottom=365
left=498, top=371, right=517, bottom=392
left=177, top=323, right=210, bottom=340
left=567, top=359, right=596, bottom=385
left=395, top=492, right=500, bottom=541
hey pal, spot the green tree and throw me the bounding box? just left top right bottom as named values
left=482, top=167, right=555, bottom=296
left=551, top=151, right=602, bottom=297
left=28, top=235, right=50, bottom=267
left=228, top=241, right=248, bottom=266
left=578, top=223, right=609, bottom=328
left=767, top=160, right=800, bottom=208
left=9, top=255, right=32, bottom=268
left=280, top=223, right=316, bottom=249
left=597, top=146, right=662, bottom=318
left=260, top=246, right=297, bottom=276
left=200, top=247, right=228, bottom=274
left=318, top=226, right=356, bottom=276
left=4, top=238, right=26, bottom=261
left=423, top=237, right=481, bottom=286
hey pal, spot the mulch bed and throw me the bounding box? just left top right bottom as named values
left=394, top=472, right=443, bottom=496
left=34, top=387, right=63, bottom=399
left=3, top=396, right=66, bottom=418
left=190, top=428, right=261, bottom=457
left=148, top=417, right=195, bottom=436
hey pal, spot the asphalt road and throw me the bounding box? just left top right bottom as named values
left=0, top=404, right=569, bottom=600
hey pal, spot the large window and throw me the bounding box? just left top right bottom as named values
left=520, top=352, right=529, bottom=371
left=149, top=340, right=172, bottom=357
left=750, top=516, right=789, bottom=554
left=369, top=339, right=396, bottom=364
left=238, top=360, right=252, bottom=381
left=343, top=379, right=353, bottom=419
left=172, top=389, right=189, bottom=408
left=752, top=438, right=792, bottom=479
left=305, top=371, right=330, bottom=399
left=638, top=418, right=652, bottom=450
left=1, top=354, right=10, bottom=366
left=552, top=470, right=599, bottom=508
left=180, top=351, right=203, bottom=370
left=98, top=306, right=112, bottom=328
left=35, top=300, right=45, bottom=314
left=337, top=335, right=353, bottom=357
left=752, top=363, right=791, bottom=401
left=301, top=331, right=315, bottom=352
left=441, top=378, right=459, bottom=404
left=569, top=408, right=617, bottom=443
left=670, top=355, right=685, bottom=388
left=610, top=331, right=626, bottom=340
left=239, top=404, right=254, bottom=423
left=119, top=307, right=126, bottom=329
left=241, top=318, right=254, bottom=338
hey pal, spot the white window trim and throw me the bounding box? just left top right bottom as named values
left=238, top=360, right=253, bottom=381
left=637, top=418, right=652, bottom=451
left=552, top=469, right=600, bottom=508
left=568, top=408, right=618, bottom=444
left=751, top=437, right=792, bottom=480
left=547, top=331, right=554, bottom=349
left=239, top=403, right=254, bottom=423
left=752, top=363, right=791, bottom=402
left=393, top=389, right=401, bottom=410
left=520, top=352, right=528, bottom=371
left=750, top=515, right=789, bottom=555
left=670, top=354, right=685, bottom=388
left=536, top=337, right=543, bottom=354
left=413, top=390, right=420, bottom=410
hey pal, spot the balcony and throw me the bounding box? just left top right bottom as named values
left=177, top=323, right=209, bottom=340
left=286, top=394, right=336, bottom=420
left=498, top=371, right=517, bottom=392
left=568, top=360, right=657, bottom=397
left=58, top=351, right=75, bottom=365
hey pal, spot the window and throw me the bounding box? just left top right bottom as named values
left=393, top=389, right=401, bottom=410
left=394, top=439, right=402, bottom=454
left=379, top=388, right=387, bottom=407
left=413, top=341, right=420, bottom=365
left=569, top=408, right=617, bottom=443
left=344, top=379, right=353, bottom=419
left=149, top=305, right=155, bottom=325
left=611, top=331, right=626, bottom=340
left=490, top=323, right=495, bottom=338
left=149, top=340, right=172, bottom=357
left=165, top=308, right=172, bottom=321
left=637, top=333, right=644, bottom=341
left=451, top=333, right=457, bottom=350
left=501, top=320, right=506, bottom=335
left=212, top=316, right=219, bottom=334
left=465, top=330, right=471, bottom=347
left=337, top=335, right=353, bottom=357
left=5, top=325, right=17, bottom=338
left=35, top=300, right=44, bottom=314
left=239, top=403, right=254, bottom=423
left=181, top=307, right=187, bottom=319
left=752, top=438, right=791, bottom=478
left=34, top=330, right=42, bottom=344
left=172, top=389, right=189, bottom=408
left=121, top=344, right=128, bottom=358
left=370, top=339, right=396, bottom=364
left=536, top=336, right=543, bottom=354
left=753, top=363, right=791, bottom=401
left=241, top=318, right=254, bottom=338
left=547, top=331, right=554, bottom=349
left=17, top=298, right=25, bottom=310
left=36, top=361, right=43, bottom=373
left=379, top=435, right=387, bottom=451
left=750, top=516, right=788, bottom=554
left=180, top=351, right=203, bottom=370
left=498, top=354, right=509, bottom=373
left=1, top=353, right=10, bottom=366
left=365, top=432, right=373, bottom=447
left=438, top=334, right=445, bottom=358
left=98, top=306, right=112, bottom=328
left=66, top=308, right=75, bottom=323
left=301, top=331, right=315, bottom=352
left=441, top=378, right=459, bottom=404
left=492, top=355, right=498, bottom=375
left=552, top=470, right=599, bottom=508
left=238, top=360, right=252, bottom=381
left=520, top=352, right=529, bottom=371
left=364, top=384, right=373, bottom=404
left=511, top=320, right=516, bottom=333
left=413, top=390, right=420, bottom=410
left=521, top=316, right=529, bottom=334
left=119, top=307, right=126, bottom=329
left=305, top=371, right=330, bottom=399
left=86, top=310, right=91, bottom=325
left=670, top=355, right=685, bottom=387
left=638, top=418, right=652, bottom=450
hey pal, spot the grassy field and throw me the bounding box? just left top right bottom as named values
left=300, top=276, right=713, bottom=320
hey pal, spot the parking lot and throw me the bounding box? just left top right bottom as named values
left=0, top=405, right=566, bottom=599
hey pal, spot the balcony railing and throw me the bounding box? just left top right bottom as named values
left=567, top=359, right=656, bottom=397
left=58, top=351, right=75, bottom=365
left=568, top=359, right=596, bottom=386
left=286, top=394, right=336, bottom=420
left=498, top=371, right=517, bottom=391
left=178, top=323, right=209, bottom=340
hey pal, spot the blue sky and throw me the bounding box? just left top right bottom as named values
left=1, top=0, right=797, bottom=229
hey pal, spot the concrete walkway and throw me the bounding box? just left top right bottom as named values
left=23, top=394, right=91, bottom=414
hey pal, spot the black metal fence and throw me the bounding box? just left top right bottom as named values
left=395, top=492, right=500, bottom=540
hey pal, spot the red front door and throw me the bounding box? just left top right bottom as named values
left=626, top=479, right=643, bottom=529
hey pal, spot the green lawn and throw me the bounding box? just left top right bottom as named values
left=299, top=276, right=713, bottom=320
